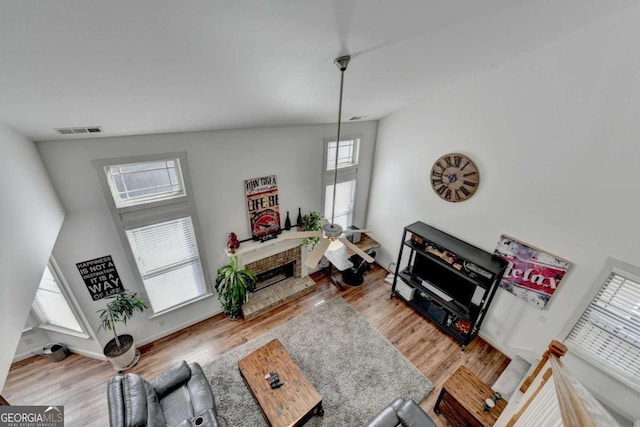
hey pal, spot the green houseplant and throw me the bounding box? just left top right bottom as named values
left=97, top=291, right=149, bottom=371
left=300, top=211, right=324, bottom=248
left=215, top=256, right=257, bottom=319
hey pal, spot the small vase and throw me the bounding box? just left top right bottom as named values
left=284, top=211, right=292, bottom=230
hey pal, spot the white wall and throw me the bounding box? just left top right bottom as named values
left=13, top=311, right=53, bottom=361
left=36, top=122, right=377, bottom=358
left=0, top=124, right=65, bottom=392
left=366, top=5, right=640, bottom=420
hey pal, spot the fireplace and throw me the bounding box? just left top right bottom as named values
left=243, top=246, right=302, bottom=286
left=254, top=261, right=295, bottom=292
left=225, top=231, right=315, bottom=319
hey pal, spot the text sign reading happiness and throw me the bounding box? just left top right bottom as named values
left=76, top=255, right=125, bottom=300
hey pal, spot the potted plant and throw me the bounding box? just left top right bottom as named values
left=97, top=291, right=149, bottom=371
left=215, top=256, right=257, bottom=319
left=300, top=211, right=324, bottom=249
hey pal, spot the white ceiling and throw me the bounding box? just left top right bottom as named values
left=0, top=0, right=635, bottom=142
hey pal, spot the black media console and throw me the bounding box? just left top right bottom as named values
left=391, top=221, right=507, bottom=349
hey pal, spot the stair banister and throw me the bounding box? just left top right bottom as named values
left=519, top=340, right=567, bottom=393
left=501, top=340, right=620, bottom=427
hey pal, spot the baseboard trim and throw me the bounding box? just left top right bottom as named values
left=69, top=348, right=106, bottom=361
left=13, top=345, right=106, bottom=363
left=12, top=348, right=42, bottom=363
left=477, top=331, right=513, bottom=359
left=135, top=310, right=222, bottom=348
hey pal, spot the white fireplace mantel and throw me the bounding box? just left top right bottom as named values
left=225, top=230, right=310, bottom=276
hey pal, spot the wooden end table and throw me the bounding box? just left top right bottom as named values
left=434, top=366, right=507, bottom=427
left=238, top=339, right=323, bottom=427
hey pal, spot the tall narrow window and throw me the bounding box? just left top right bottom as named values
left=323, top=137, right=359, bottom=228
left=565, top=259, right=640, bottom=385
left=33, top=260, right=85, bottom=334
left=95, top=153, right=210, bottom=314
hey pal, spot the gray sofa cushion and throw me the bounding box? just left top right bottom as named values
left=150, top=361, right=192, bottom=399
left=396, top=399, right=436, bottom=427
left=122, top=375, right=147, bottom=426
left=107, top=361, right=218, bottom=427
left=366, top=398, right=437, bottom=427
left=107, top=373, right=166, bottom=427
left=107, top=375, right=127, bottom=427
left=186, top=364, right=216, bottom=416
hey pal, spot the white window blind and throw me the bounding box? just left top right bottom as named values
left=324, top=180, right=356, bottom=229
left=324, top=138, right=359, bottom=227
left=33, top=264, right=84, bottom=333
left=566, top=270, right=640, bottom=383
left=97, top=153, right=211, bottom=315
left=126, top=216, right=206, bottom=313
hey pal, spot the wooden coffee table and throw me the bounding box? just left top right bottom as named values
left=434, top=366, right=507, bottom=427
left=238, top=339, right=323, bottom=427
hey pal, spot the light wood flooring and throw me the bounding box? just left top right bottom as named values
left=2, top=265, right=510, bottom=426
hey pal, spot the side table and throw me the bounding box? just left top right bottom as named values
left=434, top=366, right=507, bottom=427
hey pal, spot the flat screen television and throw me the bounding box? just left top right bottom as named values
left=412, top=252, right=478, bottom=307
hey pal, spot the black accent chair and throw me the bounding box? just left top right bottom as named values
left=342, top=248, right=377, bottom=286
left=107, top=361, right=219, bottom=427
left=366, top=398, right=437, bottom=427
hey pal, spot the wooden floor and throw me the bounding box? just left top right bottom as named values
left=2, top=265, right=510, bottom=426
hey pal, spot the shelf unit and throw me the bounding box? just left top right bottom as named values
left=391, top=221, right=507, bottom=349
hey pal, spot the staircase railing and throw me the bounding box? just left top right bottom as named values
left=519, top=339, right=567, bottom=394
left=503, top=340, right=619, bottom=427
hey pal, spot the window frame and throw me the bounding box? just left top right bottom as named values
left=561, top=256, right=640, bottom=391
left=322, top=135, right=360, bottom=228
left=93, top=152, right=212, bottom=316
left=124, top=214, right=208, bottom=313
left=105, top=158, right=187, bottom=209
left=33, top=257, right=90, bottom=339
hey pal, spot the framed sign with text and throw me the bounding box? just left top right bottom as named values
left=244, top=175, right=281, bottom=241
left=494, top=235, right=570, bottom=309
left=76, top=255, right=124, bottom=300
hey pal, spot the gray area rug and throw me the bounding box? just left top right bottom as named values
left=201, top=296, right=433, bottom=426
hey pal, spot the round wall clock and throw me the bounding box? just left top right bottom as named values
left=430, top=153, right=480, bottom=202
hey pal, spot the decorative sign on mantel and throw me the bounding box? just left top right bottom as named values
left=494, top=235, right=571, bottom=309
left=244, top=175, right=281, bottom=241
left=76, top=255, right=124, bottom=300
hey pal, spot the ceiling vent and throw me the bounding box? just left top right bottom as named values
left=55, top=126, right=102, bottom=135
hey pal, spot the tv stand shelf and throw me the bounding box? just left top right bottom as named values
left=397, top=269, right=475, bottom=318
left=391, top=222, right=507, bottom=349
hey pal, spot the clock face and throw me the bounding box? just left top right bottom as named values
left=430, top=153, right=480, bottom=202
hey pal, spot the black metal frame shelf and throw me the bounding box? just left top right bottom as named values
left=391, top=221, right=507, bottom=350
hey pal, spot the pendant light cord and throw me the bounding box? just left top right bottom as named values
left=330, top=65, right=345, bottom=225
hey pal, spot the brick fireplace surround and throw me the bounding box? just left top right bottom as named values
left=244, top=246, right=302, bottom=282
left=226, top=231, right=316, bottom=320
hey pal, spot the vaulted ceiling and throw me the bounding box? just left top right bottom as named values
left=0, top=0, right=635, bottom=141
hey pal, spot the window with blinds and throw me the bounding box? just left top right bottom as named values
left=323, top=137, right=359, bottom=228
left=126, top=217, right=206, bottom=312
left=566, top=267, right=640, bottom=384
left=97, top=153, right=210, bottom=314
left=33, top=262, right=84, bottom=333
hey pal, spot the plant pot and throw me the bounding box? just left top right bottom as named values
left=103, top=334, right=139, bottom=371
